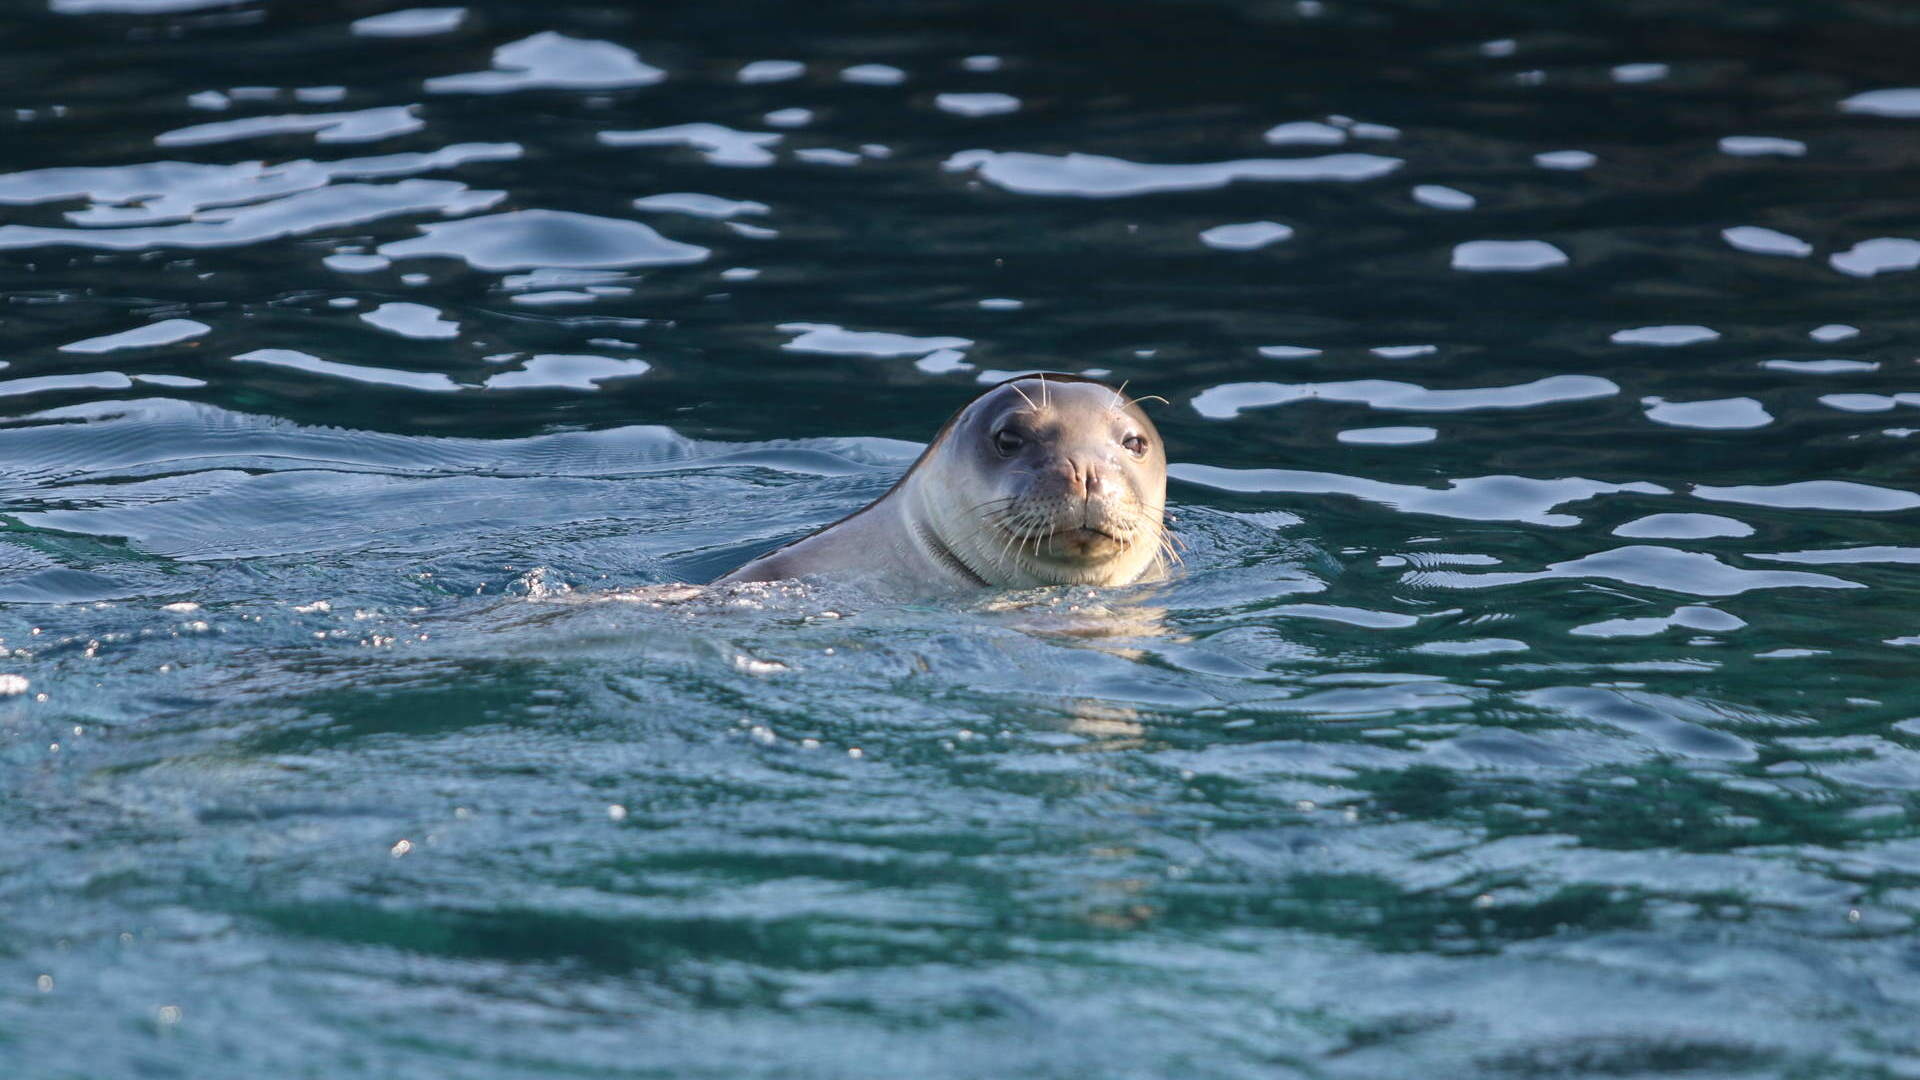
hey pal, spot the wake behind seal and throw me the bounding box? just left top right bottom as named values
left=716, top=374, right=1172, bottom=594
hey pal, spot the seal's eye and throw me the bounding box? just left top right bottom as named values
left=993, top=428, right=1025, bottom=457
left=1121, top=433, right=1149, bottom=457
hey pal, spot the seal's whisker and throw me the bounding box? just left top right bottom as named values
left=1006, top=382, right=1039, bottom=413
left=968, top=496, right=1018, bottom=516
left=998, top=524, right=1021, bottom=569
left=984, top=510, right=1020, bottom=531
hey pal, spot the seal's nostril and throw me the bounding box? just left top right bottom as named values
left=1061, top=459, right=1100, bottom=498
left=1058, top=459, right=1085, bottom=497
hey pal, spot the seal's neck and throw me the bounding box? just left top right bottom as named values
left=910, top=514, right=990, bottom=587
left=903, top=472, right=1011, bottom=588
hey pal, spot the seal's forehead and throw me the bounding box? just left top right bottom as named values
left=974, top=377, right=1145, bottom=423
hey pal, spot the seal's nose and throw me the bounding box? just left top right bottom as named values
left=1059, top=457, right=1103, bottom=499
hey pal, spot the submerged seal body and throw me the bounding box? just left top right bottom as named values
left=717, top=374, right=1170, bottom=593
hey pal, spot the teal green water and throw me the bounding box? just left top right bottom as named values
left=5, top=1, right=1920, bottom=1076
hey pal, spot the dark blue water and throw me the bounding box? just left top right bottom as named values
left=6, top=1, right=1920, bottom=1076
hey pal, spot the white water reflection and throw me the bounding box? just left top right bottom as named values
left=1610, top=324, right=1718, bottom=346
left=1571, top=604, right=1744, bottom=638
left=0, top=371, right=134, bottom=397
left=943, top=149, right=1401, bottom=196
left=0, top=144, right=518, bottom=227
left=360, top=302, right=459, bottom=340
left=61, top=319, right=209, bottom=354
left=1719, top=135, right=1805, bottom=156
left=1191, top=374, right=1616, bottom=419
left=1263, top=120, right=1346, bottom=146
left=1413, top=184, right=1475, bottom=210
left=1534, top=150, right=1596, bottom=170
left=737, top=60, right=804, bottom=83
left=1199, top=221, right=1293, bottom=250
left=1839, top=89, right=1920, bottom=118
left=841, top=63, right=906, bottom=85
left=1761, top=358, right=1875, bottom=373
left=232, top=348, right=460, bottom=392
left=1414, top=637, right=1527, bottom=655
left=1172, top=464, right=1662, bottom=525
left=1452, top=239, right=1565, bottom=270
left=779, top=323, right=971, bottom=357
left=0, top=180, right=502, bottom=251
left=351, top=7, right=467, bottom=38
left=1819, top=393, right=1920, bottom=412
left=156, top=105, right=424, bottom=148
left=425, top=33, right=665, bottom=94
left=1611, top=63, right=1669, bottom=83
left=1426, top=546, right=1858, bottom=596
left=1337, top=426, right=1436, bottom=445
left=795, top=148, right=862, bottom=167
left=935, top=92, right=1020, bottom=117
left=600, top=123, right=782, bottom=167
left=632, top=193, right=770, bottom=219
left=1612, top=513, right=1753, bottom=539
left=1272, top=603, right=1418, bottom=628
left=1642, top=396, right=1771, bottom=429
left=483, top=354, right=651, bottom=391
left=53, top=0, right=246, bottom=12
left=325, top=253, right=391, bottom=273
left=1694, top=481, right=1920, bottom=512
left=1829, top=238, right=1920, bottom=278
left=1754, top=546, right=1920, bottom=566
left=379, top=210, right=707, bottom=270
left=1722, top=226, right=1812, bottom=257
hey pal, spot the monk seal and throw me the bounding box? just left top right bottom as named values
left=716, top=373, right=1171, bottom=593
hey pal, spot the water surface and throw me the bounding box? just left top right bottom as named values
left=6, top=1, right=1920, bottom=1076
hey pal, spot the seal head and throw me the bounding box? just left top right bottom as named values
left=717, top=374, right=1170, bottom=592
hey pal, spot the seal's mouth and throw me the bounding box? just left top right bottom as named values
left=984, top=497, right=1141, bottom=564
left=1024, top=523, right=1127, bottom=560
